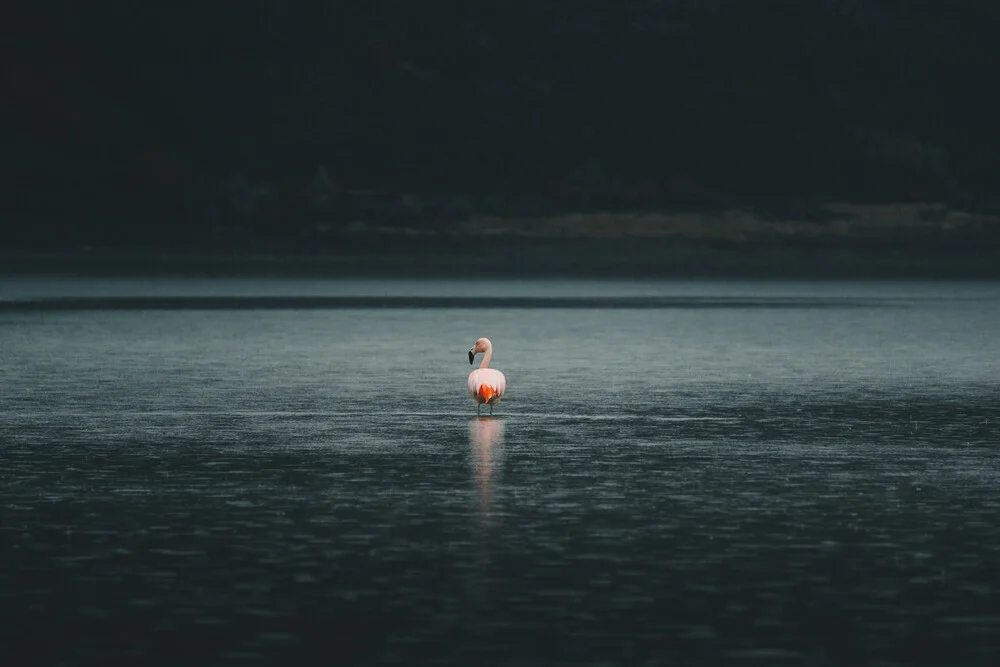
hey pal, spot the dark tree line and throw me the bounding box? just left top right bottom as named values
left=3, top=0, right=999, bottom=248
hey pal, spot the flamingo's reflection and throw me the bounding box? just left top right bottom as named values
left=467, top=417, right=505, bottom=523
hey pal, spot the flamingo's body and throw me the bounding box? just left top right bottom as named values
left=468, top=337, right=506, bottom=414
left=468, top=368, right=506, bottom=407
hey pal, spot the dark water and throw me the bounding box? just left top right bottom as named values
left=2, top=278, right=999, bottom=666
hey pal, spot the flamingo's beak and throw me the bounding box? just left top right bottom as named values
left=468, top=349, right=475, bottom=365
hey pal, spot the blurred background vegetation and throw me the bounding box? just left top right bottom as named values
left=4, top=0, right=998, bottom=254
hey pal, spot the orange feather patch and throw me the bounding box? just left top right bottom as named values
left=478, top=385, right=496, bottom=402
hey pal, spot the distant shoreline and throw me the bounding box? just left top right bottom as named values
left=3, top=240, right=998, bottom=280
left=4, top=204, right=999, bottom=280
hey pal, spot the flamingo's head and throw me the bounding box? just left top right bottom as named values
left=469, top=337, right=491, bottom=364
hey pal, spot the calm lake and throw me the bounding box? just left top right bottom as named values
left=2, top=277, right=999, bottom=666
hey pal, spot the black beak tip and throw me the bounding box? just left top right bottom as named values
left=468, top=350, right=475, bottom=365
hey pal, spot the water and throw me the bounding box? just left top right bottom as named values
left=2, top=277, right=999, bottom=666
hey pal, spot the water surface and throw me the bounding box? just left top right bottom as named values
left=2, top=278, right=998, bottom=665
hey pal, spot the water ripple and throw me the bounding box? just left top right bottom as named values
left=2, top=281, right=999, bottom=665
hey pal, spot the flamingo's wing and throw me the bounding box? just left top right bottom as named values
left=469, top=369, right=506, bottom=402
left=494, top=371, right=507, bottom=398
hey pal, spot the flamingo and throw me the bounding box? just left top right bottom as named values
left=467, top=337, right=506, bottom=415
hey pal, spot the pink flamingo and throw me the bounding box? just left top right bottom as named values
left=468, top=337, right=507, bottom=415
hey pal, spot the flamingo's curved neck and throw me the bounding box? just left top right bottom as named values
left=479, top=345, right=492, bottom=369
